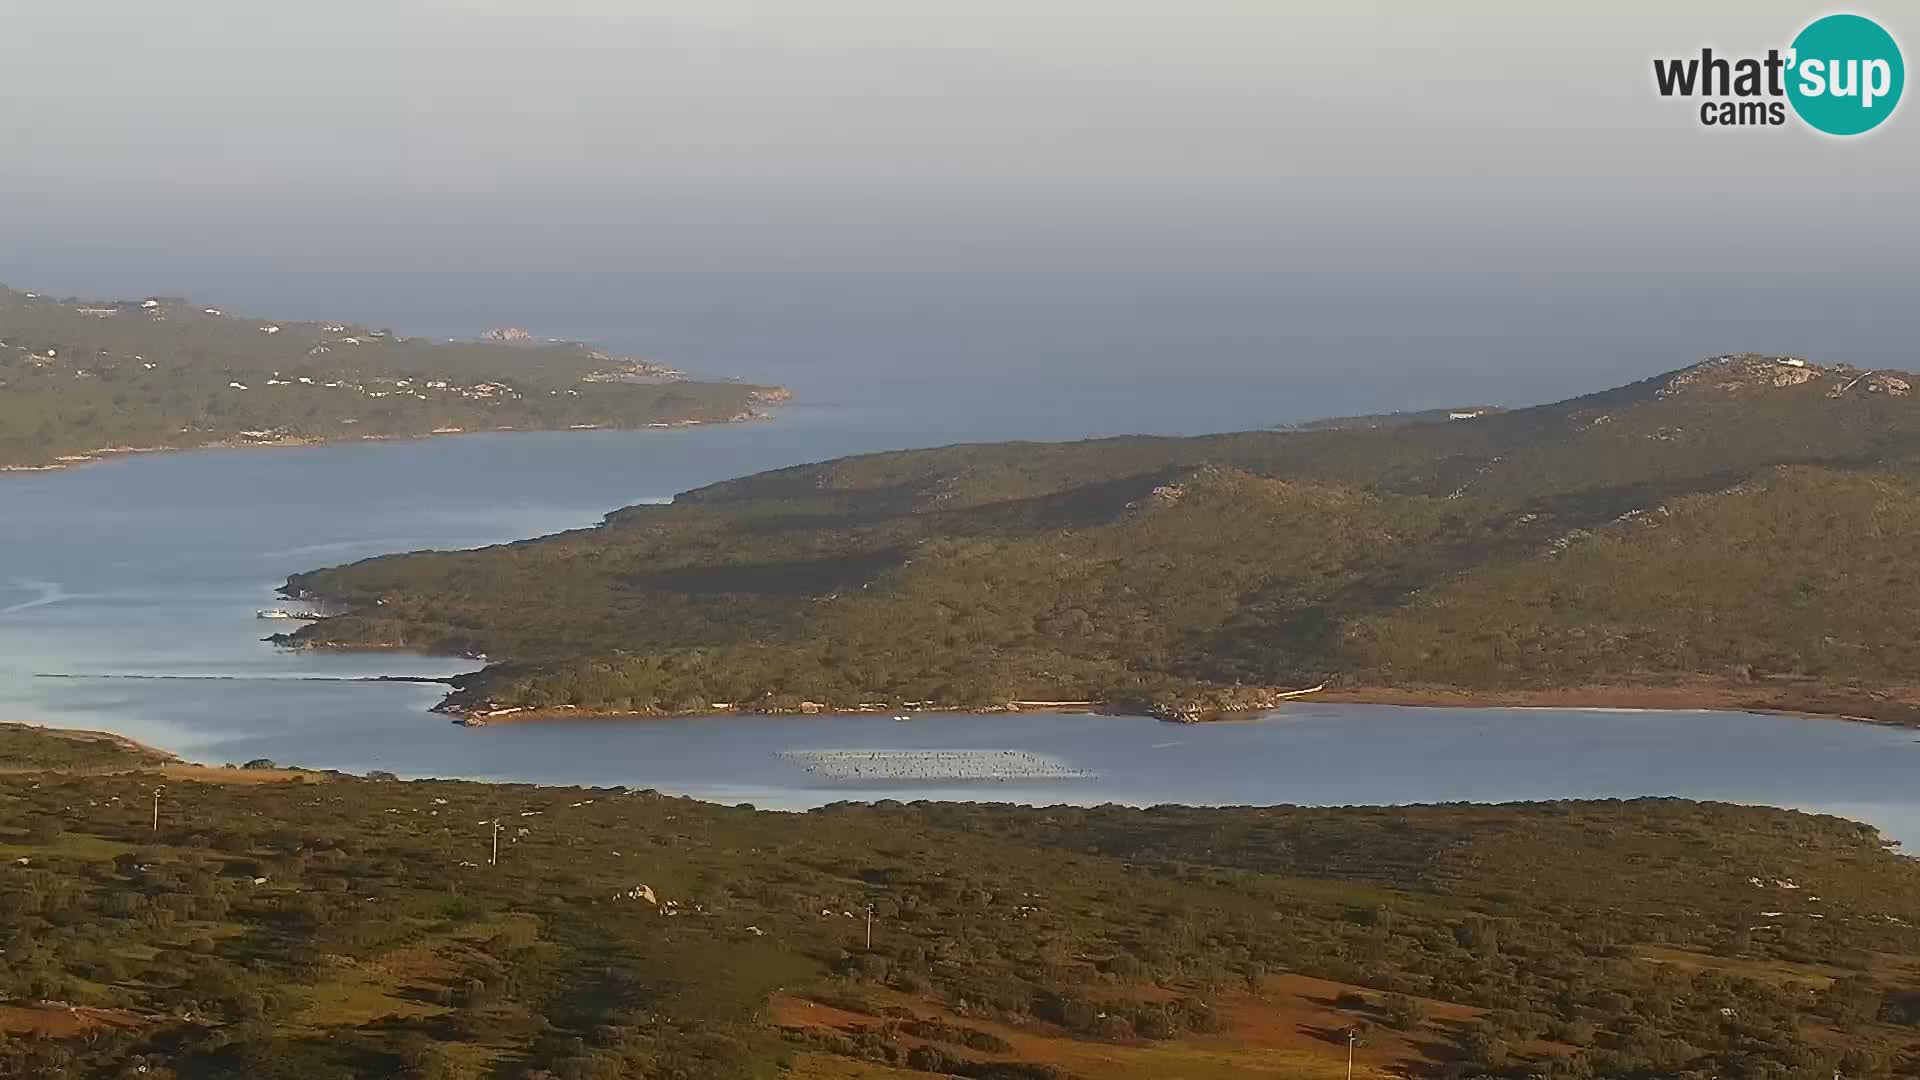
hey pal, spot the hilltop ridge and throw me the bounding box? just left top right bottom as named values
left=277, top=354, right=1920, bottom=724
left=1657, top=353, right=1911, bottom=399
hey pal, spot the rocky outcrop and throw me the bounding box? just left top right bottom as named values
left=1659, top=355, right=1916, bottom=401
left=1144, top=683, right=1328, bottom=723
left=1659, top=355, right=1823, bottom=396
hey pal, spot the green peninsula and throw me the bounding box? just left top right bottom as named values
left=0, top=286, right=787, bottom=470
left=280, top=355, right=1920, bottom=723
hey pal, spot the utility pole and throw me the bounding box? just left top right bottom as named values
left=490, top=818, right=500, bottom=867
left=151, top=787, right=161, bottom=834
left=865, top=903, right=873, bottom=950
left=1346, top=1028, right=1356, bottom=1080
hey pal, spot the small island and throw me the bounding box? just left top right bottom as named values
left=276, top=354, right=1920, bottom=726
left=0, top=286, right=788, bottom=470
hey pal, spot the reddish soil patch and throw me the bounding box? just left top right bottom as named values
left=773, top=974, right=1515, bottom=1077
left=0, top=1002, right=148, bottom=1038
left=1218, top=975, right=1480, bottom=1068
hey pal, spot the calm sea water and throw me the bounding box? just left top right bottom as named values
left=3, top=367, right=1917, bottom=843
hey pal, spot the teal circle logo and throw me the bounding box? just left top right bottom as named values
left=1787, top=14, right=1904, bottom=135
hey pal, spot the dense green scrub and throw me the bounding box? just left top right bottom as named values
left=283, top=355, right=1920, bottom=718
left=1, top=725, right=1918, bottom=1077
left=0, top=288, right=782, bottom=467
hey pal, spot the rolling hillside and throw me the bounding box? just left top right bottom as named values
left=2, top=724, right=1918, bottom=1078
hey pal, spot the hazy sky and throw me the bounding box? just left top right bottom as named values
left=2, top=1, right=1915, bottom=407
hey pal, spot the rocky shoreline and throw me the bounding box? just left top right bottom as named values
left=1312, top=681, right=1920, bottom=727
left=413, top=676, right=1920, bottom=729
left=434, top=697, right=1112, bottom=727
left=255, top=600, right=1920, bottom=731
left=258, top=587, right=1920, bottom=729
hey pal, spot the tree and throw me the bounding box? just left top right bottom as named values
left=1382, top=993, right=1426, bottom=1030
left=1461, top=1024, right=1511, bottom=1067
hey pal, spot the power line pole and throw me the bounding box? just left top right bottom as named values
left=151, top=787, right=161, bottom=834
left=491, top=818, right=501, bottom=867
left=1346, top=1028, right=1356, bottom=1080
left=865, top=903, right=873, bottom=950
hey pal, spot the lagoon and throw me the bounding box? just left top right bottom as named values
left=2, top=371, right=1917, bottom=843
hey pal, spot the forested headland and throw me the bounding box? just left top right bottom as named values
left=280, top=354, right=1920, bottom=724
left=0, top=287, right=786, bottom=470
